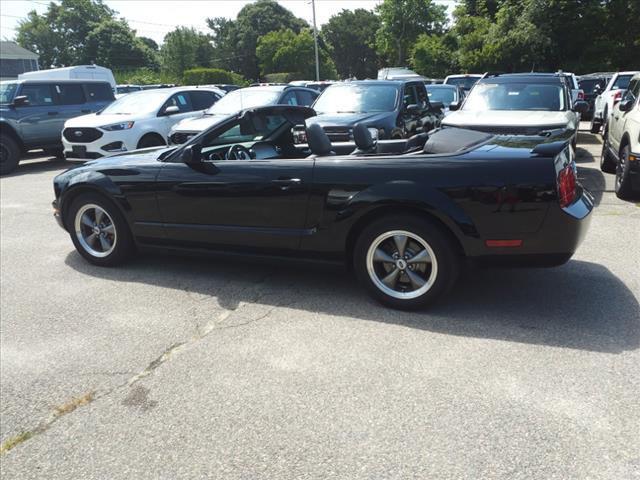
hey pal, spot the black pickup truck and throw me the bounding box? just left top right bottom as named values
left=52, top=106, right=593, bottom=309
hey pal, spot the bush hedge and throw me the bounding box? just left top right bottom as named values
left=182, top=68, right=246, bottom=86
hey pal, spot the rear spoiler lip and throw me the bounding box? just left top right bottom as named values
left=531, top=140, right=571, bottom=157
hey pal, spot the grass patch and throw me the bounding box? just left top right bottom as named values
left=53, top=391, right=95, bottom=417
left=0, top=431, right=35, bottom=455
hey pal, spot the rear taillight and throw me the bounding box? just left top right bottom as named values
left=613, top=90, right=622, bottom=104
left=577, top=90, right=585, bottom=100
left=557, top=164, right=577, bottom=208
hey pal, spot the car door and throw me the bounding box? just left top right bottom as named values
left=55, top=83, right=88, bottom=125
left=401, top=84, right=421, bottom=136
left=155, top=111, right=314, bottom=251
left=14, top=83, right=61, bottom=146
left=610, top=80, right=639, bottom=152
left=157, top=92, right=195, bottom=139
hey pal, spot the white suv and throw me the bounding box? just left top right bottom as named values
left=62, top=87, right=224, bottom=159
left=601, top=73, right=640, bottom=199
left=590, top=71, right=639, bottom=134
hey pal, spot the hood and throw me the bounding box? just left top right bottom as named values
left=306, top=111, right=394, bottom=128
left=442, top=110, right=572, bottom=129
left=172, top=114, right=227, bottom=133
left=64, top=113, right=145, bottom=128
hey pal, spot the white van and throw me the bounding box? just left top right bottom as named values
left=19, top=65, right=116, bottom=91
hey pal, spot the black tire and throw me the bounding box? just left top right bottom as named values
left=589, top=116, right=601, bottom=134
left=600, top=127, right=616, bottom=174
left=0, top=134, right=21, bottom=175
left=615, top=144, right=634, bottom=200
left=353, top=215, right=461, bottom=310
left=137, top=134, right=165, bottom=149
left=66, top=192, right=134, bottom=266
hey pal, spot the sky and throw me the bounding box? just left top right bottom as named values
left=0, top=0, right=456, bottom=44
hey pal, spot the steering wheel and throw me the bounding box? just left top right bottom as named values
left=226, top=144, right=252, bottom=160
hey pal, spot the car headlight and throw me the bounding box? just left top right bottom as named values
left=101, top=121, right=135, bottom=131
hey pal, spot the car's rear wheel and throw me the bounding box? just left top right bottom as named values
left=67, top=193, right=134, bottom=266
left=615, top=144, right=634, bottom=200
left=600, top=126, right=616, bottom=174
left=589, top=116, right=601, bottom=134
left=353, top=216, right=460, bottom=310
left=0, top=134, right=20, bottom=175
left=137, top=134, right=165, bottom=149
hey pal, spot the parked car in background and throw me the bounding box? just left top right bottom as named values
left=115, top=84, right=143, bottom=98
left=140, top=84, right=176, bottom=90
left=51, top=105, right=593, bottom=309
left=558, top=72, right=583, bottom=106
left=289, top=80, right=336, bottom=92
left=443, top=74, right=482, bottom=92
left=578, top=74, right=611, bottom=120
left=306, top=80, right=443, bottom=143
left=425, top=84, right=465, bottom=115
left=19, top=65, right=116, bottom=91
left=169, top=85, right=319, bottom=144
left=442, top=73, right=588, bottom=149
left=0, top=79, right=114, bottom=174
left=62, top=86, right=224, bottom=159
left=591, top=71, right=639, bottom=133
left=378, top=67, right=425, bottom=81
left=601, top=73, right=640, bottom=199
left=198, top=84, right=240, bottom=93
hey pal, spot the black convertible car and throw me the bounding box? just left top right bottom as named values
left=52, top=105, right=593, bottom=309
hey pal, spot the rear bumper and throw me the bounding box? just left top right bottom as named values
left=470, top=186, right=594, bottom=266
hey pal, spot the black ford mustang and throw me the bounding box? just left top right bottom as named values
left=53, top=105, right=593, bottom=309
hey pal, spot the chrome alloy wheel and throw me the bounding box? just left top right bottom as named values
left=366, top=230, right=438, bottom=300
left=74, top=204, right=117, bottom=258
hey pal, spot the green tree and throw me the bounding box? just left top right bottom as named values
left=375, top=0, right=447, bottom=66
left=161, top=27, right=215, bottom=78
left=410, top=33, right=459, bottom=78
left=256, top=29, right=337, bottom=80
left=82, top=20, right=158, bottom=70
left=207, top=0, right=308, bottom=81
left=322, top=9, right=379, bottom=79
left=138, top=36, right=159, bottom=52
left=16, top=0, right=114, bottom=67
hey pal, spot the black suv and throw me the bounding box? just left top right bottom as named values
left=306, top=80, right=444, bottom=142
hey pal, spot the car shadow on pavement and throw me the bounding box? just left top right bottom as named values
left=65, top=252, right=639, bottom=355
left=1, top=158, right=73, bottom=178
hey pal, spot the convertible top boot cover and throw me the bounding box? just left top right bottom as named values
left=423, top=128, right=493, bottom=154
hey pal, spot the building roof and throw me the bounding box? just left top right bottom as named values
left=0, top=41, right=39, bottom=60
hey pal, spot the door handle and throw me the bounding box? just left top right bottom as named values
left=272, top=178, right=301, bottom=186
left=47, top=111, right=59, bottom=115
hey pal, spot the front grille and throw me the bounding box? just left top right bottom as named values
left=63, top=127, right=103, bottom=143
left=323, top=127, right=351, bottom=142
left=170, top=132, right=196, bottom=145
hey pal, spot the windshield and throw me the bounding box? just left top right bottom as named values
left=446, top=77, right=480, bottom=90
left=612, top=74, right=633, bottom=90
left=199, top=113, right=290, bottom=152
left=206, top=89, right=280, bottom=115
left=426, top=86, right=457, bottom=107
left=462, top=82, right=566, bottom=111
left=101, top=90, right=170, bottom=115
left=313, top=84, right=399, bottom=114
left=0, top=82, right=18, bottom=104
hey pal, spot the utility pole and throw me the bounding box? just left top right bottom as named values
left=311, top=0, right=320, bottom=81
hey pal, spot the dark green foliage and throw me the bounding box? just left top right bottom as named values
left=182, top=68, right=246, bottom=86
left=160, top=27, right=215, bottom=78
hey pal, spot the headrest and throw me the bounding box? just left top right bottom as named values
left=306, top=123, right=333, bottom=156
left=353, top=123, right=375, bottom=151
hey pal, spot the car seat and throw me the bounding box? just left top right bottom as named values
left=306, top=123, right=335, bottom=157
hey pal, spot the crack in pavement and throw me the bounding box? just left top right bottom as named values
left=1, top=273, right=292, bottom=456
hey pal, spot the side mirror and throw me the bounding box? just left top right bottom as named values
left=618, top=98, right=634, bottom=112
left=429, top=101, right=444, bottom=110
left=448, top=101, right=460, bottom=111
left=572, top=100, right=589, bottom=114
left=163, top=105, right=180, bottom=116
left=12, top=95, right=29, bottom=107
left=181, top=145, right=201, bottom=166
left=405, top=104, right=421, bottom=114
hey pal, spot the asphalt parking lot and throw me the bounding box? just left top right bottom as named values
left=1, top=125, right=639, bottom=479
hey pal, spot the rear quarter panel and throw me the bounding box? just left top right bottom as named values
left=302, top=146, right=556, bottom=258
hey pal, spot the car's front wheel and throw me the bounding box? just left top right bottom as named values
left=615, top=144, right=634, bottom=200
left=589, top=115, right=601, bottom=134
left=67, top=193, right=134, bottom=266
left=600, top=127, right=616, bottom=174
left=354, top=216, right=460, bottom=310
